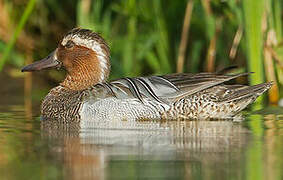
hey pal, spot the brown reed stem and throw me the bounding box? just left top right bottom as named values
left=176, top=0, right=194, bottom=73
left=24, top=51, right=33, bottom=120
left=230, top=26, right=243, bottom=60
left=264, top=30, right=279, bottom=104
left=206, top=18, right=221, bottom=72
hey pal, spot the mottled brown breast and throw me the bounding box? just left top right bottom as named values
left=41, top=86, right=87, bottom=123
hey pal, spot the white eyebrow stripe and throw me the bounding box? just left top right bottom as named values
left=62, top=35, right=105, bottom=56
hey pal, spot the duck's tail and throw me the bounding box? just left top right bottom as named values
left=217, top=82, right=273, bottom=118
left=223, top=82, right=273, bottom=103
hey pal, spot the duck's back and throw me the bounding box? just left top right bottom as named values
left=78, top=72, right=272, bottom=123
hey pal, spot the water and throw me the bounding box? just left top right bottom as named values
left=0, top=103, right=283, bottom=180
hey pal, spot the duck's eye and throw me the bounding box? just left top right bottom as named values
left=65, top=40, right=74, bottom=49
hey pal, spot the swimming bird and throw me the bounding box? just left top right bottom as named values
left=22, top=28, right=272, bottom=123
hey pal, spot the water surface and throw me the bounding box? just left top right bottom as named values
left=0, top=103, right=282, bottom=180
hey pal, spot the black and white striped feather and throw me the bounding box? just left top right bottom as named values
left=92, top=72, right=267, bottom=105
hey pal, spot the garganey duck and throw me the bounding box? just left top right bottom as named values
left=22, top=28, right=272, bottom=123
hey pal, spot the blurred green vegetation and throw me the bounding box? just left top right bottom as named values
left=0, top=0, right=282, bottom=104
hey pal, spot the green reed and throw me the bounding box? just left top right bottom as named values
left=242, top=0, right=265, bottom=106
left=0, top=0, right=37, bottom=71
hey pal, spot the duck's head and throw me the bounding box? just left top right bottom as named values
left=22, top=28, right=110, bottom=91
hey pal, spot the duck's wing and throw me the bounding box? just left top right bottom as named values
left=160, top=72, right=251, bottom=101
left=95, top=72, right=250, bottom=104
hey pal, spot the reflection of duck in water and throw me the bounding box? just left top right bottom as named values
left=22, top=28, right=272, bottom=123
left=42, top=119, right=250, bottom=179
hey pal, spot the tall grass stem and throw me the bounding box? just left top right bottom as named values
left=0, top=0, right=37, bottom=71
left=177, top=0, right=194, bottom=73
left=243, top=0, right=265, bottom=107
